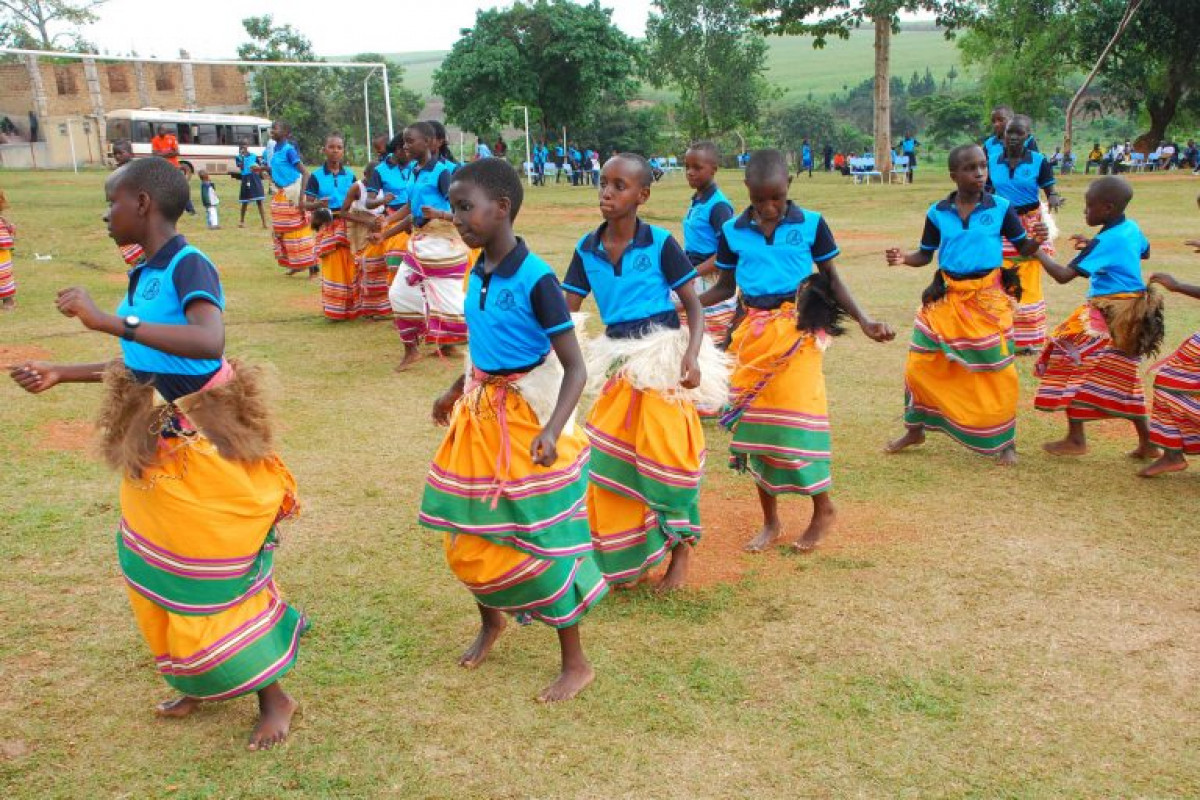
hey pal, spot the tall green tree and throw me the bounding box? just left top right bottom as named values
left=0, top=0, right=105, bottom=50
left=434, top=0, right=640, bottom=137
left=643, top=0, right=775, bottom=141
left=327, top=54, right=423, bottom=159
left=747, top=1, right=959, bottom=173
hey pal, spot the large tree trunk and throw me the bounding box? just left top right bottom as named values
left=873, top=16, right=892, bottom=174
left=1137, top=71, right=1184, bottom=152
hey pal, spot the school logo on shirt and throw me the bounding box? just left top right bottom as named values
left=978, top=213, right=993, bottom=226
left=141, top=278, right=161, bottom=301
left=634, top=253, right=652, bottom=272
left=785, top=228, right=802, bottom=246
left=496, top=288, right=516, bottom=311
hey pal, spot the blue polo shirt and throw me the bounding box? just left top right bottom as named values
left=989, top=151, right=1055, bottom=212
left=564, top=219, right=697, bottom=338
left=682, top=183, right=735, bottom=264
left=368, top=156, right=412, bottom=208
left=1068, top=215, right=1149, bottom=298
left=919, top=192, right=1028, bottom=278
left=269, top=140, right=303, bottom=188
left=983, top=134, right=1040, bottom=162
left=305, top=164, right=356, bottom=210
left=408, top=158, right=453, bottom=225
left=715, top=202, right=840, bottom=307
left=466, top=239, right=573, bottom=374
left=235, top=152, right=260, bottom=176
left=115, top=235, right=224, bottom=401
left=902, top=137, right=919, bottom=154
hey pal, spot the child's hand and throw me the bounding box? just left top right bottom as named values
left=860, top=319, right=896, bottom=343
left=1029, top=221, right=1050, bottom=243
left=421, top=205, right=439, bottom=221
left=382, top=193, right=395, bottom=205
left=431, top=392, right=457, bottom=426
left=55, top=287, right=105, bottom=330
left=1047, top=194, right=1065, bottom=212
left=1149, top=273, right=1180, bottom=292
left=1184, top=239, right=1200, bottom=253
left=680, top=353, right=701, bottom=389
left=530, top=430, right=559, bottom=466
left=368, top=231, right=383, bottom=244
left=9, top=361, right=60, bottom=394
left=884, top=247, right=905, bottom=266
left=1069, top=234, right=1091, bottom=251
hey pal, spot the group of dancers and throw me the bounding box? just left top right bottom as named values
left=6, top=111, right=1200, bottom=748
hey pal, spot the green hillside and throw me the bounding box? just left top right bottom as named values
left=386, top=26, right=970, bottom=104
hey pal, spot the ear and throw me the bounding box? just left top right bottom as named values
left=136, top=189, right=153, bottom=218
left=496, top=195, right=511, bottom=220
left=638, top=184, right=651, bottom=204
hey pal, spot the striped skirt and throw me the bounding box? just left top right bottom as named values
left=316, top=219, right=359, bottom=321
left=358, top=235, right=394, bottom=318
left=723, top=302, right=832, bottom=495
left=0, top=246, right=13, bottom=300
left=270, top=189, right=317, bottom=271
left=1150, top=332, right=1200, bottom=454
left=1035, top=298, right=1147, bottom=421
left=1003, top=206, right=1055, bottom=353
left=390, top=221, right=468, bottom=346
left=118, top=403, right=305, bottom=700
left=419, top=368, right=607, bottom=627
left=903, top=271, right=1018, bottom=454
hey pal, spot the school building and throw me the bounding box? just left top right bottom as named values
left=0, top=51, right=251, bottom=169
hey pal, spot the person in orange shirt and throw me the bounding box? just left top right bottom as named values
left=150, top=124, right=195, bottom=215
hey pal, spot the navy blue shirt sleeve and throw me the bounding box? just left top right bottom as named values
left=709, top=201, right=734, bottom=233
left=365, top=169, right=382, bottom=194
left=1037, top=158, right=1056, bottom=189
left=562, top=250, right=591, bottom=296
left=999, top=206, right=1028, bottom=245
left=919, top=215, right=941, bottom=251
left=436, top=169, right=451, bottom=198
left=812, top=217, right=840, bottom=263
left=529, top=273, right=574, bottom=335
left=1027, top=136, right=1039, bottom=153
left=715, top=230, right=738, bottom=270
left=305, top=173, right=319, bottom=197
left=660, top=235, right=697, bottom=289
left=173, top=254, right=223, bottom=310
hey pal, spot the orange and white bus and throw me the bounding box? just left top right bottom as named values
left=105, top=108, right=271, bottom=175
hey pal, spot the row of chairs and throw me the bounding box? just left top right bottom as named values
left=849, top=155, right=911, bottom=184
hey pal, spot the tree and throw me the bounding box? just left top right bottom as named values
left=643, top=0, right=775, bottom=141
left=0, top=0, right=105, bottom=50
left=910, top=93, right=986, bottom=147
left=573, top=101, right=666, bottom=156
left=771, top=101, right=837, bottom=158
left=748, top=1, right=960, bottom=174
left=326, top=54, right=423, bottom=159
left=434, top=0, right=640, bottom=138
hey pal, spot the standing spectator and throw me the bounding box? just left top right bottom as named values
left=800, top=138, right=813, bottom=177
left=901, top=133, right=920, bottom=183
left=532, top=139, right=547, bottom=186
left=151, top=124, right=194, bottom=215
left=493, top=136, right=507, bottom=159
left=823, top=142, right=833, bottom=172
left=474, top=137, right=493, bottom=160
left=1085, top=142, right=1104, bottom=174
left=554, top=142, right=566, bottom=183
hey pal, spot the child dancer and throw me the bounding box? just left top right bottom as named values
left=111, top=141, right=145, bottom=267
left=682, top=141, right=739, bottom=349
left=0, top=187, right=14, bottom=310
left=699, top=149, right=893, bottom=552
left=1031, top=176, right=1164, bottom=459
left=302, top=133, right=359, bottom=321
left=565, top=153, right=727, bottom=588
left=266, top=120, right=318, bottom=277
left=1141, top=265, right=1200, bottom=476
left=235, top=140, right=267, bottom=229
left=370, top=135, right=414, bottom=289
left=9, top=157, right=305, bottom=750
left=983, top=106, right=1039, bottom=162
left=198, top=170, right=219, bottom=229
left=341, top=164, right=393, bottom=319
left=990, top=114, right=1064, bottom=352
left=418, top=158, right=606, bottom=702
left=884, top=144, right=1044, bottom=465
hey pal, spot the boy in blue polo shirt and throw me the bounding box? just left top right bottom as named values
left=419, top=157, right=606, bottom=703
left=885, top=143, right=1045, bottom=465
left=564, top=153, right=726, bottom=592
left=699, top=149, right=893, bottom=554
left=1030, top=175, right=1164, bottom=460
left=302, top=133, right=358, bottom=321
left=682, top=141, right=738, bottom=351
left=983, top=105, right=1039, bottom=162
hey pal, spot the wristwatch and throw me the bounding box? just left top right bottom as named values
left=122, top=315, right=142, bottom=341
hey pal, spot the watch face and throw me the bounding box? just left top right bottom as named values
left=126, top=316, right=141, bottom=327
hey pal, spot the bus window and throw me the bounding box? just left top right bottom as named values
left=259, top=126, right=270, bottom=146
left=196, top=124, right=219, bottom=145
left=177, top=124, right=194, bottom=144
left=107, top=118, right=130, bottom=142
left=232, top=124, right=257, bottom=145
left=133, top=121, right=153, bottom=142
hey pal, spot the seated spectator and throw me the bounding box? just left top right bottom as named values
left=1085, top=142, right=1104, bottom=174
left=1048, top=147, right=1063, bottom=168
left=1182, top=140, right=1199, bottom=172
left=1161, top=141, right=1177, bottom=169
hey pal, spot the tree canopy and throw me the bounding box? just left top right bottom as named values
left=0, top=0, right=105, bottom=50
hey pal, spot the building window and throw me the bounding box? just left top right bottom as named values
left=210, top=67, right=226, bottom=89
left=54, top=67, right=78, bottom=95
left=107, top=65, right=129, bottom=93
left=154, top=66, right=174, bottom=91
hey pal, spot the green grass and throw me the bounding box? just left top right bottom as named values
left=2, top=167, right=1200, bottom=797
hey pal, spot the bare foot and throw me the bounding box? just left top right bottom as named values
left=1138, top=453, right=1188, bottom=478
left=995, top=446, right=1018, bottom=467
left=459, top=613, right=507, bottom=668
left=537, top=663, right=595, bottom=703
left=611, top=575, right=646, bottom=591
left=247, top=685, right=298, bottom=752
left=238, top=222, right=246, bottom=228
left=793, top=501, right=836, bottom=553
left=285, top=269, right=303, bottom=277
left=884, top=427, right=925, bottom=454
left=657, top=543, right=691, bottom=591
left=438, top=344, right=460, bottom=358
left=155, top=695, right=201, bottom=718
left=1043, top=438, right=1088, bottom=456
left=1127, top=443, right=1163, bottom=461
left=744, top=521, right=781, bottom=553
left=394, top=347, right=423, bottom=373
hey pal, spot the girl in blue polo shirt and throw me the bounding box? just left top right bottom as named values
left=9, top=157, right=305, bottom=752
left=302, top=132, right=358, bottom=321
left=1030, top=176, right=1164, bottom=461
left=700, top=149, right=894, bottom=554
left=564, top=153, right=727, bottom=591
left=419, top=158, right=607, bottom=703
left=235, top=139, right=267, bottom=229
left=266, top=120, right=317, bottom=276
left=1142, top=258, right=1200, bottom=477
left=885, top=144, right=1043, bottom=465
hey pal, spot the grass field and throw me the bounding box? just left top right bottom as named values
left=2, top=167, right=1200, bottom=798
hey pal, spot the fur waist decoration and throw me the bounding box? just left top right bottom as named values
left=796, top=271, right=849, bottom=335
left=585, top=325, right=730, bottom=408
left=97, top=359, right=276, bottom=478
left=1090, top=290, right=1164, bottom=358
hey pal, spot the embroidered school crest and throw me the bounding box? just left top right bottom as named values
left=496, top=288, right=516, bottom=311
left=634, top=253, right=652, bottom=272
left=978, top=213, right=994, bottom=226
left=785, top=228, right=802, bottom=246
left=141, top=278, right=161, bottom=301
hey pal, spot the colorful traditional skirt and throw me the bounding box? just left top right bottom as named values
left=119, top=243, right=145, bottom=267
left=0, top=249, right=13, bottom=300
left=1035, top=296, right=1148, bottom=421
left=382, top=230, right=411, bottom=283
left=419, top=364, right=607, bottom=627
left=1149, top=332, right=1200, bottom=454
left=316, top=218, right=359, bottom=321
left=390, top=221, right=468, bottom=346
left=358, top=234, right=394, bottom=318
left=270, top=188, right=317, bottom=272
left=722, top=302, right=832, bottom=494
left=903, top=270, right=1018, bottom=454
left=110, top=365, right=306, bottom=700
left=1003, top=206, right=1055, bottom=353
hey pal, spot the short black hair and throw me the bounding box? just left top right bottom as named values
left=452, top=157, right=524, bottom=220
left=387, top=132, right=405, bottom=155
left=111, top=139, right=132, bottom=154
left=948, top=143, right=984, bottom=170
left=324, top=131, right=345, bottom=145
left=1088, top=175, right=1134, bottom=213
left=612, top=152, right=653, bottom=187
left=745, top=149, right=790, bottom=185
left=1007, top=114, right=1032, bottom=134
left=426, top=120, right=448, bottom=141
left=109, top=156, right=190, bottom=222
left=407, top=121, right=436, bottom=141
left=273, top=119, right=292, bottom=134
left=687, top=141, right=719, bottom=164
left=991, top=105, right=1013, bottom=118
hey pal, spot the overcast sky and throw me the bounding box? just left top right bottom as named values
left=83, top=0, right=655, bottom=58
